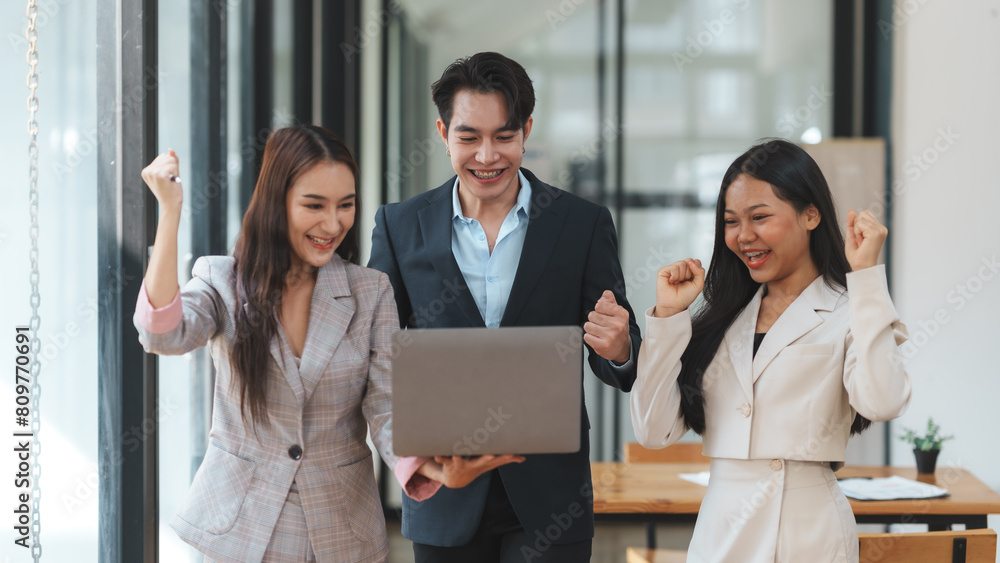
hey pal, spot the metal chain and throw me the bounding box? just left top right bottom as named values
left=25, top=0, right=43, bottom=560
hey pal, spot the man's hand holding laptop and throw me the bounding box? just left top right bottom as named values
left=419, top=454, right=527, bottom=489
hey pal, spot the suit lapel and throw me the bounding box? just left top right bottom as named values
left=500, top=175, right=568, bottom=325
left=417, top=181, right=486, bottom=327
left=751, top=276, right=844, bottom=382
left=724, top=286, right=763, bottom=402
left=269, top=315, right=305, bottom=408
left=298, top=256, right=355, bottom=403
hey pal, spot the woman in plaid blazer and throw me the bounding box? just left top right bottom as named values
left=133, top=126, right=435, bottom=562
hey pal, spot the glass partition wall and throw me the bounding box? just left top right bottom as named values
left=155, top=1, right=363, bottom=559
left=0, top=1, right=101, bottom=560
left=382, top=0, right=835, bottom=465
left=0, top=0, right=889, bottom=559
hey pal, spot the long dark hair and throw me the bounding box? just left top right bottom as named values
left=229, top=125, right=360, bottom=430
left=678, top=139, right=871, bottom=435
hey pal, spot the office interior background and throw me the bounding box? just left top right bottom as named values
left=0, top=0, right=997, bottom=561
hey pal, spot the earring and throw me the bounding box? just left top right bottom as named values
left=447, top=148, right=451, bottom=156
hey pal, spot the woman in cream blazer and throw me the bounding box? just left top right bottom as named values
left=133, top=126, right=435, bottom=563
left=632, top=139, right=911, bottom=563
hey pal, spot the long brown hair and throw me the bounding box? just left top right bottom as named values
left=230, top=125, right=360, bottom=430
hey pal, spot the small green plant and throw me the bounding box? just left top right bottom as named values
left=899, top=417, right=954, bottom=451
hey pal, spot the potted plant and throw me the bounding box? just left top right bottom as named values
left=899, top=417, right=953, bottom=474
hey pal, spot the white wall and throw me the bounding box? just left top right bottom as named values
left=889, top=0, right=1000, bottom=549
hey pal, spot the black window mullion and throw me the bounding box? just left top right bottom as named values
left=292, top=0, right=315, bottom=125
left=188, top=0, right=228, bottom=491
left=239, top=0, right=273, bottom=211
left=833, top=0, right=857, bottom=137
left=190, top=0, right=228, bottom=260
left=609, top=0, right=627, bottom=464
left=863, top=0, right=896, bottom=467
left=97, top=0, right=159, bottom=561
left=320, top=0, right=362, bottom=154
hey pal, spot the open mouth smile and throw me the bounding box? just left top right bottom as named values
left=307, top=235, right=335, bottom=249
left=743, top=250, right=771, bottom=268
left=470, top=168, right=505, bottom=180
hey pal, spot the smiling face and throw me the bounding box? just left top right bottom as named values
left=285, top=161, right=356, bottom=270
left=437, top=89, right=533, bottom=208
left=723, top=173, right=821, bottom=289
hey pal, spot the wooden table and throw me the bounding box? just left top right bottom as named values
left=592, top=462, right=1000, bottom=531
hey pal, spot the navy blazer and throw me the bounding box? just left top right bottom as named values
left=368, top=168, right=641, bottom=547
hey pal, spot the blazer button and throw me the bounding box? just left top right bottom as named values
left=770, top=459, right=783, bottom=471
left=288, top=445, right=303, bottom=460
left=740, top=403, right=752, bottom=417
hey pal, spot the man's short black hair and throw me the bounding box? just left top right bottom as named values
left=431, top=51, right=535, bottom=132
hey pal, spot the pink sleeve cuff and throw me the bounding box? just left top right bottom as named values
left=393, top=456, right=442, bottom=501
left=135, top=280, right=183, bottom=334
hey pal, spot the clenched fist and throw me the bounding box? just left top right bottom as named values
left=653, top=259, right=705, bottom=318
left=845, top=209, right=887, bottom=271
left=584, top=290, right=631, bottom=364
left=140, top=149, right=183, bottom=215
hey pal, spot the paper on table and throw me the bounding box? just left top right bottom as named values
left=837, top=475, right=949, bottom=501
left=680, top=471, right=710, bottom=487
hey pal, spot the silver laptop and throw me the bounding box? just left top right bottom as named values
left=391, top=326, right=583, bottom=457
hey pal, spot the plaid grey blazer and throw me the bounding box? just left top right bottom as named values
left=134, top=254, right=398, bottom=563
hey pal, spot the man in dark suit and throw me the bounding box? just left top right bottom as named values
left=368, top=51, right=641, bottom=562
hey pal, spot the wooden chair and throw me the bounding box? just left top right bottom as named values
left=625, top=546, right=687, bottom=563
left=623, top=441, right=709, bottom=464
left=859, top=529, right=997, bottom=563
left=628, top=529, right=998, bottom=563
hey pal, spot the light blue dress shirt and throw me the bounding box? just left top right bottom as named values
left=450, top=170, right=633, bottom=369
left=451, top=170, right=533, bottom=329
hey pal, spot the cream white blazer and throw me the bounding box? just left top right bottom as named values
left=632, top=265, right=911, bottom=462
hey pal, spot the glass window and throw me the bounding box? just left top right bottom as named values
left=0, top=0, right=100, bottom=560
left=616, top=0, right=832, bottom=446
left=381, top=0, right=834, bottom=460
left=156, top=0, right=201, bottom=560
